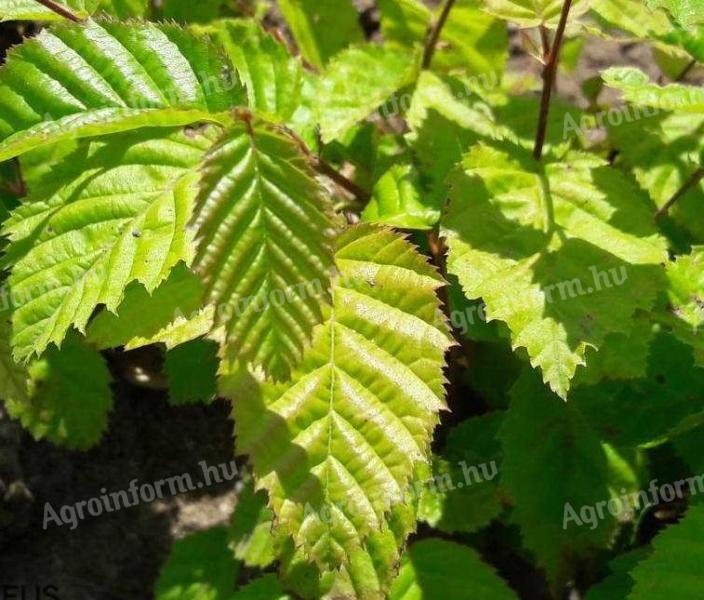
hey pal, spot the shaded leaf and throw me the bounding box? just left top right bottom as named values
left=389, top=538, right=518, bottom=599
left=418, top=412, right=504, bottom=534
left=483, top=0, right=589, bottom=27
left=4, top=127, right=215, bottom=362
left=378, top=0, right=508, bottom=77
left=608, top=111, right=704, bottom=243
left=229, top=480, right=276, bottom=569
left=317, top=44, right=419, bottom=143
left=165, top=339, right=219, bottom=405
left=278, top=0, right=363, bottom=70
left=603, top=67, right=704, bottom=113
left=155, top=527, right=239, bottom=600
left=500, top=372, right=616, bottom=584
left=86, top=264, right=210, bottom=351
left=584, top=550, right=650, bottom=600
left=212, top=19, right=307, bottom=124
left=442, top=142, right=667, bottom=397
left=191, top=119, right=336, bottom=380
left=233, top=574, right=290, bottom=600
left=225, top=225, right=452, bottom=571
left=3, top=328, right=113, bottom=449
left=362, top=164, right=440, bottom=230
left=628, top=505, right=704, bottom=599
left=573, top=333, right=704, bottom=448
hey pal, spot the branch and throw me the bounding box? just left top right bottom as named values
left=31, top=0, right=82, bottom=21
left=264, top=116, right=370, bottom=204
left=539, top=25, right=551, bottom=59
left=10, top=158, right=26, bottom=198
left=533, top=0, right=573, bottom=161
left=675, top=58, right=697, bottom=82
left=311, top=156, right=370, bottom=203
left=655, top=167, right=704, bottom=220
left=427, top=229, right=452, bottom=318
left=422, top=0, right=456, bottom=70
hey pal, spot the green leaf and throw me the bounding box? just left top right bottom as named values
left=0, top=160, right=22, bottom=233
left=0, top=0, right=149, bottom=20
left=608, top=111, right=704, bottom=242
left=584, top=550, right=650, bottom=600
left=483, top=0, right=590, bottom=27
left=656, top=246, right=704, bottom=371
left=191, top=119, right=336, bottom=381
left=405, top=71, right=499, bottom=198
left=603, top=67, right=704, bottom=113
left=212, top=19, right=307, bottom=124
left=19, top=140, right=79, bottom=194
left=493, top=93, right=583, bottom=151
left=340, top=505, right=418, bottom=599
left=99, top=0, right=150, bottom=18
left=418, top=412, right=504, bottom=534
left=161, top=0, right=225, bottom=22
left=317, top=44, right=419, bottom=143
left=0, top=19, right=243, bottom=161
left=442, top=142, right=668, bottom=398
left=2, top=328, right=113, bottom=449
left=232, top=574, right=291, bottom=600
left=225, top=225, right=452, bottom=571
left=573, top=333, right=704, bottom=448
left=233, top=575, right=290, bottom=600
left=278, top=0, right=364, bottom=70
left=0, top=196, right=11, bottom=227
left=229, top=480, right=277, bottom=569
left=500, top=371, right=615, bottom=584
left=573, top=316, right=655, bottom=386
left=86, top=263, right=211, bottom=351
left=647, top=0, right=704, bottom=31
left=666, top=246, right=704, bottom=332
left=377, top=0, right=428, bottom=47
left=361, top=164, right=440, bottom=230
left=378, top=0, right=508, bottom=77
left=589, top=0, right=704, bottom=68
left=0, top=0, right=99, bottom=21
left=628, top=504, right=704, bottom=599
left=165, top=339, right=219, bottom=405
left=389, top=538, right=518, bottom=600
left=0, top=318, right=30, bottom=404
left=276, top=501, right=417, bottom=599
left=155, top=527, right=239, bottom=600
left=428, top=2, right=509, bottom=76
left=673, top=422, right=704, bottom=473
left=4, top=126, right=216, bottom=362
left=590, top=0, right=673, bottom=38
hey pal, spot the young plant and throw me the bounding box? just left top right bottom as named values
left=1, top=0, right=704, bottom=598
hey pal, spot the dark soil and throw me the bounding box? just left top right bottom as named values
left=0, top=374, right=238, bottom=600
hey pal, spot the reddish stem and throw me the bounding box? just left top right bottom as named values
left=533, top=0, right=573, bottom=161
left=422, top=0, right=456, bottom=69
left=31, top=0, right=82, bottom=22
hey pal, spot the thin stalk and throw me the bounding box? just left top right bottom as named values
left=31, top=0, right=82, bottom=21
left=311, top=156, right=370, bottom=203
left=11, top=158, right=26, bottom=198
left=655, top=167, right=704, bottom=220
left=427, top=230, right=451, bottom=317
left=539, top=25, right=551, bottom=59
left=422, top=0, right=456, bottom=69
left=675, top=58, right=697, bottom=82
left=533, top=0, right=573, bottom=161
left=266, top=117, right=370, bottom=204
